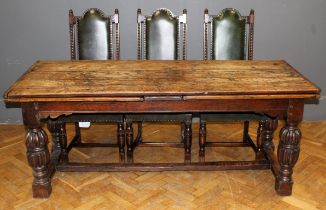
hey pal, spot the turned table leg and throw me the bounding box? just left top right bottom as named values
left=199, top=121, right=206, bottom=162
left=126, top=121, right=134, bottom=163
left=255, top=120, right=266, bottom=160
left=23, top=103, right=52, bottom=198
left=184, top=120, right=192, bottom=164
left=117, top=122, right=125, bottom=163
left=256, top=119, right=278, bottom=160
left=242, top=121, right=250, bottom=143
left=74, top=122, right=82, bottom=145
left=275, top=99, right=304, bottom=196
left=135, top=122, right=143, bottom=144
left=47, top=120, right=68, bottom=163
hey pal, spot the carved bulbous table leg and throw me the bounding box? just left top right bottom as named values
left=274, top=99, right=304, bottom=195
left=275, top=124, right=301, bottom=195
left=22, top=103, right=52, bottom=198
left=25, top=128, right=51, bottom=198
left=117, top=122, right=125, bottom=163
left=199, top=121, right=206, bottom=162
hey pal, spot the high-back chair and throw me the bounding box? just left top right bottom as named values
left=199, top=8, right=269, bottom=161
left=137, top=8, right=187, bottom=60
left=124, top=8, right=192, bottom=164
left=203, top=8, right=253, bottom=60
left=48, top=8, right=125, bottom=163
left=70, top=8, right=120, bottom=60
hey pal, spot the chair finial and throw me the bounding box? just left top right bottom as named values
left=249, top=9, right=255, bottom=23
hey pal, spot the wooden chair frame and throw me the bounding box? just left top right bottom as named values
left=50, top=8, right=125, bottom=163
left=199, top=8, right=269, bottom=162
left=124, top=8, right=192, bottom=164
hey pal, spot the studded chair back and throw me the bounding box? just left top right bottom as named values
left=204, top=8, right=254, bottom=60
left=137, top=8, right=187, bottom=60
left=69, top=8, right=120, bottom=60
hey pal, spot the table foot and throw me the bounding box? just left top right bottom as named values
left=32, top=183, right=52, bottom=198
left=275, top=179, right=293, bottom=196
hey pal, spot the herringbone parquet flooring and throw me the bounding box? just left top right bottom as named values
left=0, top=121, right=325, bottom=210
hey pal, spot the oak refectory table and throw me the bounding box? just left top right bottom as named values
left=3, top=60, right=320, bottom=198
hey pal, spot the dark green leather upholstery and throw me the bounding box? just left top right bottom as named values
left=78, top=9, right=109, bottom=60
left=212, top=9, right=246, bottom=60
left=146, top=10, right=178, bottom=60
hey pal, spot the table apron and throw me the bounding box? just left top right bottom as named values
left=35, top=99, right=290, bottom=119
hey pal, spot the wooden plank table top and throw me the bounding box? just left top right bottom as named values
left=3, top=60, right=320, bottom=102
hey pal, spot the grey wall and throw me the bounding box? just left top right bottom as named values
left=1, top=0, right=325, bottom=123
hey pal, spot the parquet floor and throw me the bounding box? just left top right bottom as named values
left=0, top=121, right=325, bottom=210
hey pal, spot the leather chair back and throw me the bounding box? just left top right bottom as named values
left=204, top=8, right=254, bottom=60
left=137, top=8, right=187, bottom=60
left=69, top=8, right=120, bottom=60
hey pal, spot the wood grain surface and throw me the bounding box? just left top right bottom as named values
left=4, top=60, right=320, bottom=102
